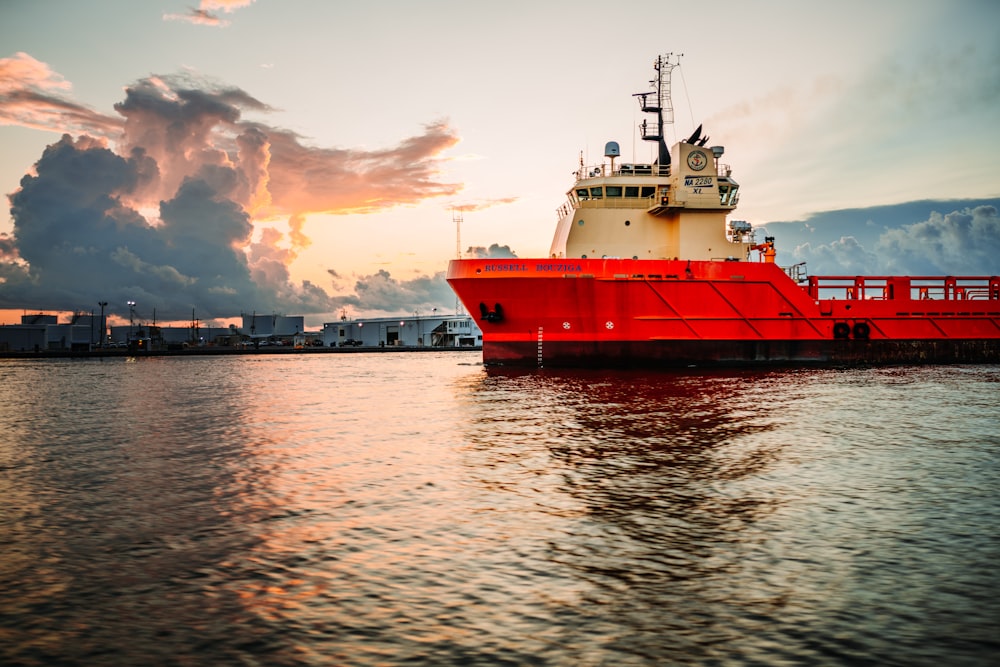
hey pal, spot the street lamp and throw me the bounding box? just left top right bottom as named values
left=127, top=300, right=136, bottom=344
left=98, top=301, right=107, bottom=348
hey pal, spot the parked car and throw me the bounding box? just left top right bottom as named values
left=339, top=339, right=363, bottom=347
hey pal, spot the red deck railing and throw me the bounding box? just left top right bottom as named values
left=804, top=276, right=1000, bottom=302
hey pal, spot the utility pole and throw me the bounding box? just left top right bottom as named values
left=453, top=208, right=465, bottom=315
left=453, top=208, right=463, bottom=259
left=98, top=301, right=107, bottom=347
left=127, top=300, right=136, bottom=344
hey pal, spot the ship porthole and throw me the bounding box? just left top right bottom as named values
left=633, top=256, right=638, bottom=260
left=577, top=219, right=585, bottom=226
left=581, top=254, right=587, bottom=258
left=625, top=220, right=631, bottom=226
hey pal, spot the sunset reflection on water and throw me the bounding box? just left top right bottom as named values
left=1, top=355, right=998, bottom=665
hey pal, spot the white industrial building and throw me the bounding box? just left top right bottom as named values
left=322, top=314, right=481, bottom=348
left=0, top=313, right=104, bottom=352
left=240, top=313, right=305, bottom=339
left=1, top=310, right=482, bottom=352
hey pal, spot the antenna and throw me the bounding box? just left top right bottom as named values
left=633, top=52, right=683, bottom=166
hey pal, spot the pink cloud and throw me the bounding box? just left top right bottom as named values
left=201, top=0, right=256, bottom=11
left=450, top=197, right=518, bottom=213
left=163, top=0, right=256, bottom=27
left=0, top=52, right=71, bottom=93
left=162, top=9, right=229, bottom=27
left=261, top=121, right=461, bottom=216
left=0, top=53, right=121, bottom=135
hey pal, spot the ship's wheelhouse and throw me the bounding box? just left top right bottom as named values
left=551, top=145, right=747, bottom=262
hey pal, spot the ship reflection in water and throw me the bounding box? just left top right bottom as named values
left=1, top=354, right=997, bottom=665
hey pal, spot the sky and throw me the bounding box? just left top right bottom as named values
left=1, top=0, right=998, bottom=327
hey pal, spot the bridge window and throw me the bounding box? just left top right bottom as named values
left=605, top=186, right=622, bottom=197
left=590, top=187, right=603, bottom=199
left=575, top=188, right=589, bottom=200
left=640, top=186, right=656, bottom=198
left=625, top=186, right=639, bottom=197
left=719, top=185, right=740, bottom=205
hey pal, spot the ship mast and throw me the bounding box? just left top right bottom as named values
left=633, top=53, right=681, bottom=167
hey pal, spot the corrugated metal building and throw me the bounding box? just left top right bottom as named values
left=322, top=314, right=481, bottom=348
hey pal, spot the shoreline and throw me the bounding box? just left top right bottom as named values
left=0, top=345, right=482, bottom=360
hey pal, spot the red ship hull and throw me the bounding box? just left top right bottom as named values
left=447, top=258, right=1000, bottom=368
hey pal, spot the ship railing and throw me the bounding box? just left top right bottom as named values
left=574, top=163, right=670, bottom=179
left=804, top=275, right=1000, bottom=301
left=617, top=163, right=670, bottom=177
left=783, top=262, right=808, bottom=283
left=556, top=194, right=661, bottom=218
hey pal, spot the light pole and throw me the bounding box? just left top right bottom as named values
left=98, top=301, right=107, bottom=348
left=127, top=300, right=136, bottom=344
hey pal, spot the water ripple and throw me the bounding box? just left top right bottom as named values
left=1, top=356, right=998, bottom=665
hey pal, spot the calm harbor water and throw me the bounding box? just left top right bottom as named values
left=1, top=353, right=998, bottom=666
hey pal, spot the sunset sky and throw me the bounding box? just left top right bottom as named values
left=1, top=0, right=998, bottom=326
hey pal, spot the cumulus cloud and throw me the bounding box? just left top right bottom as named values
left=0, top=56, right=461, bottom=321
left=875, top=206, right=1000, bottom=275
left=4, top=134, right=260, bottom=318
left=464, top=243, right=518, bottom=259
left=791, top=236, right=880, bottom=275
left=791, top=205, right=1000, bottom=276
left=331, top=269, right=456, bottom=315
left=327, top=251, right=520, bottom=317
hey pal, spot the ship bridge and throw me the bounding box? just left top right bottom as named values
left=549, top=53, right=748, bottom=262
left=552, top=140, right=746, bottom=262
left=559, top=156, right=739, bottom=218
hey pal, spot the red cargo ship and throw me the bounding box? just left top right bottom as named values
left=447, top=54, right=1000, bottom=367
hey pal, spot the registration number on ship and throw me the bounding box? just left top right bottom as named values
left=684, top=176, right=714, bottom=187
